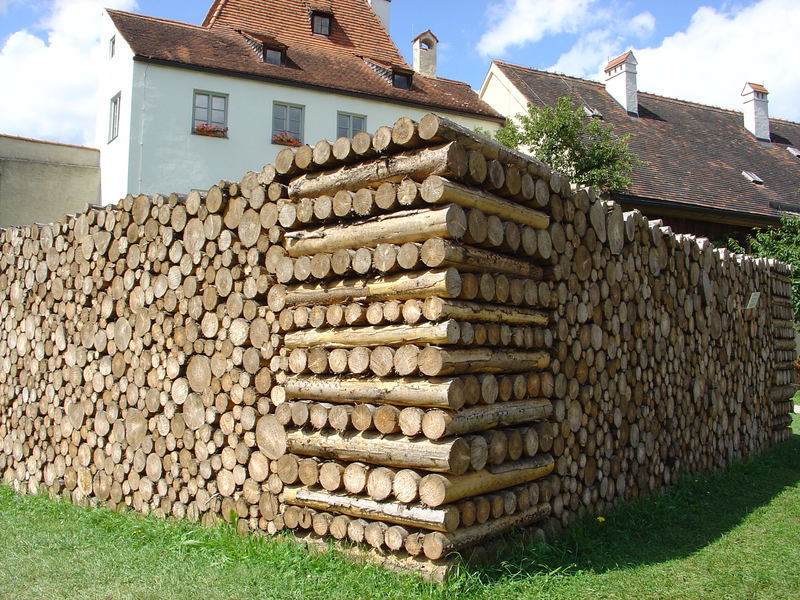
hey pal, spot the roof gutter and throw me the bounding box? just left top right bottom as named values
left=611, top=191, right=780, bottom=228
left=132, top=55, right=506, bottom=124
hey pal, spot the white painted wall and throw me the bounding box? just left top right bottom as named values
left=479, top=63, right=529, bottom=122
left=100, top=40, right=500, bottom=204
left=96, top=11, right=135, bottom=205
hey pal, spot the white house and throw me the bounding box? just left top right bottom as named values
left=96, top=0, right=503, bottom=205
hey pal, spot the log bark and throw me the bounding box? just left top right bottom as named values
left=283, top=486, right=460, bottom=532
left=284, top=205, right=466, bottom=257
left=422, top=503, right=551, bottom=560
left=421, top=399, right=553, bottom=440
left=268, top=269, right=462, bottom=310
left=283, top=320, right=461, bottom=349
left=420, top=238, right=544, bottom=279
left=282, top=375, right=466, bottom=409
left=286, top=430, right=472, bottom=475
left=421, top=176, right=548, bottom=229
left=423, top=297, right=549, bottom=326
left=417, top=347, right=550, bottom=376
left=288, top=142, right=468, bottom=198
left=418, top=455, right=554, bottom=506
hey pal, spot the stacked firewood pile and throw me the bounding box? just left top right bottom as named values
left=769, top=260, right=795, bottom=443
left=0, top=113, right=794, bottom=580
left=541, top=203, right=795, bottom=530
left=260, top=116, right=561, bottom=566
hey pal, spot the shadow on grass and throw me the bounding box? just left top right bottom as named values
left=467, top=431, right=800, bottom=583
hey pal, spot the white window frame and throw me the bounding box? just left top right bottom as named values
left=311, top=12, right=332, bottom=36
left=336, top=112, right=367, bottom=139
left=272, top=101, right=305, bottom=145
left=109, top=35, right=115, bottom=58
left=192, top=90, right=228, bottom=137
left=108, top=92, right=121, bottom=143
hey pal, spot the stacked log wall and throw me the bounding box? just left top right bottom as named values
left=0, top=114, right=794, bottom=579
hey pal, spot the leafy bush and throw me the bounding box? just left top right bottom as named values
left=494, top=95, right=641, bottom=190
left=727, top=216, right=800, bottom=322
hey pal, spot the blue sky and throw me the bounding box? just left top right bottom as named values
left=1, top=0, right=798, bottom=145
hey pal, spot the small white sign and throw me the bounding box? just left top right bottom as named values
left=745, top=292, right=761, bottom=310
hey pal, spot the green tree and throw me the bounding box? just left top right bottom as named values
left=727, top=216, right=800, bottom=322
left=494, top=96, right=640, bottom=190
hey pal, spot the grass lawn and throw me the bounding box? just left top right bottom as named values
left=1, top=415, right=799, bottom=600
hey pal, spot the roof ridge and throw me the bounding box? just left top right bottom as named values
left=362, top=0, right=409, bottom=69
left=107, top=9, right=207, bottom=31
left=496, top=60, right=800, bottom=125
left=0, top=133, right=99, bottom=151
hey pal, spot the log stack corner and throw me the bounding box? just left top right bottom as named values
left=0, top=114, right=795, bottom=581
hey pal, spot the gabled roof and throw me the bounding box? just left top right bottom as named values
left=743, top=82, right=769, bottom=95
left=107, top=3, right=501, bottom=121
left=493, top=61, right=800, bottom=224
left=604, top=50, right=635, bottom=72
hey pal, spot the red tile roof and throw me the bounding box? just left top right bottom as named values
left=494, top=61, right=800, bottom=225
left=108, top=3, right=501, bottom=121
left=604, top=50, right=635, bottom=72
left=743, top=82, right=769, bottom=94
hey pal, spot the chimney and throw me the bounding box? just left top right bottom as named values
left=604, top=50, right=638, bottom=116
left=367, top=0, right=391, bottom=30
left=412, top=30, right=438, bottom=78
left=741, top=82, right=770, bottom=140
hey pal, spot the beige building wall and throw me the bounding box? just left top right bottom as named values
left=0, top=135, right=100, bottom=227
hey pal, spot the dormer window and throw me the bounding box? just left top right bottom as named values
left=393, top=71, right=412, bottom=90
left=583, top=106, right=603, bottom=119
left=742, top=170, right=763, bottom=184
left=311, top=12, right=332, bottom=36
left=264, top=47, right=284, bottom=66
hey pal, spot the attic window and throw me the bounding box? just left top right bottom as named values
left=583, top=106, right=603, bottom=119
left=311, top=12, right=332, bottom=35
left=788, top=147, right=800, bottom=158
left=393, top=71, right=412, bottom=90
left=742, top=171, right=764, bottom=184
left=264, top=47, right=284, bottom=66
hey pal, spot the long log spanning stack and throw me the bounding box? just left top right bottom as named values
left=0, top=114, right=795, bottom=580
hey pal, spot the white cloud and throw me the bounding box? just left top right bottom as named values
left=548, top=12, right=655, bottom=78
left=634, top=0, right=800, bottom=122
left=549, top=29, right=618, bottom=77
left=628, top=11, right=655, bottom=38
left=0, top=0, right=137, bottom=146
left=477, top=0, right=598, bottom=57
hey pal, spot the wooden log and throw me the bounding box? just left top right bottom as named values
left=423, top=297, right=549, bottom=326
left=283, top=205, right=467, bottom=257
left=420, top=238, right=544, bottom=279
left=283, top=486, right=460, bottom=532
left=268, top=268, right=462, bottom=310
left=283, top=320, right=460, bottom=349
left=286, top=430, right=472, bottom=475
left=418, top=455, right=555, bottom=506
left=421, top=176, right=548, bottom=229
left=417, top=347, right=550, bottom=376
left=421, top=399, right=553, bottom=440
left=282, top=375, right=466, bottom=409
left=287, top=142, right=468, bottom=198
left=422, top=503, right=551, bottom=560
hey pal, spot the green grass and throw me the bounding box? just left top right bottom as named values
left=1, top=416, right=799, bottom=600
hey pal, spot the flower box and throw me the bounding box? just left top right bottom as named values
left=193, top=123, right=228, bottom=138
left=272, top=132, right=302, bottom=146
